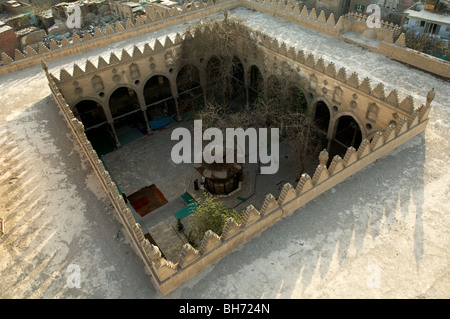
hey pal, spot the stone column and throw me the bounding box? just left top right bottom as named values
left=110, top=122, right=120, bottom=147
left=327, top=139, right=332, bottom=154
left=174, top=97, right=182, bottom=121
left=319, top=149, right=329, bottom=166
left=199, top=67, right=208, bottom=108
left=326, top=114, right=335, bottom=152
left=142, top=111, right=151, bottom=134
left=244, top=65, right=250, bottom=110
left=102, top=102, right=120, bottom=147
left=136, top=91, right=151, bottom=133
left=245, top=87, right=250, bottom=110
left=169, top=78, right=182, bottom=121
left=202, top=86, right=208, bottom=107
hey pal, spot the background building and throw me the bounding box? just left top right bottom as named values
left=402, top=1, right=450, bottom=40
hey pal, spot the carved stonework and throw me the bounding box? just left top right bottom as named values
left=319, top=149, right=329, bottom=166
left=309, top=73, right=318, bottom=92
left=40, top=7, right=435, bottom=296
left=165, top=49, right=176, bottom=68
left=129, top=63, right=140, bottom=80
left=74, top=87, right=83, bottom=95
left=333, top=86, right=343, bottom=104
left=366, top=102, right=379, bottom=122
left=73, top=81, right=82, bottom=95
left=91, top=75, right=104, bottom=92
left=426, top=88, right=435, bottom=106
left=260, top=193, right=279, bottom=216
left=112, top=69, right=121, bottom=83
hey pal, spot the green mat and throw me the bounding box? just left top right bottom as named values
left=175, top=192, right=198, bottom=219
left=174, top=203, right=198, bottom=220
left=181, top=192, right=195, bottom=204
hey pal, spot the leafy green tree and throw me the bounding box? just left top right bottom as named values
left=188, top=193, right=243, bottom=242
left=404, top=30, right=449, bottom=60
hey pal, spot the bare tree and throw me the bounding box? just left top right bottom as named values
left=177, top=15, right=325, bottom=172
left=176, top=15, right=262, bottom=106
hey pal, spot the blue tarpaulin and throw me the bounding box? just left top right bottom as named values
left=149, top=114, right=175, bottom=130
left=174, top=203, right=198, bottom=220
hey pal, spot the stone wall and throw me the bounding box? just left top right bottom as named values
left=41, top=60, right=163, bottom=294
left=336, top=12, right=450, bottom=78
left=1, top=0, right=449, bottom=79
left=44, top=54, right=432, bottom=294
left=52, top=21, right=419, bottom=146
left=42, top=18, right=435, bottom=294
left=1, top=0, right=31, bottom=15
left=378, top=41, right=450, bottom=78
left=0, top=23, right=19, bottom=57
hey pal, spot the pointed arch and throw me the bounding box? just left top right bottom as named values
left=109, top=86, right=141, bottom=118
left=73, top=99, right=107, bottom=129
left=248, top=64, right=264, bottom=106
left=109, top=86, right=147, bottom=145
left=205, top=55, right=246, bottom=106
left=312, top=100, right=331, bottom=135
left=285, top=81, right=308, bottom=113
left=176, top=64, right=203, bottom=114
left=143, top=74, right=176, bottom=121
left=73, top=99, right=116, bottom=155
left=330, top=114, right=364, bottom=158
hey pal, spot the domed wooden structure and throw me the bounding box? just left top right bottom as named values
left=194, top=149, right=243, bottom=195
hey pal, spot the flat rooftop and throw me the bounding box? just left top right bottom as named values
left=0, top=7, right=449, bottom=298
left=405, top=9, right=450, bottom=26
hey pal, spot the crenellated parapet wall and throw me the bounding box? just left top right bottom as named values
left=1, top=0, right=449, bottom=79
left=50, top=20, right=422, bottom=142
left=338, top=11, right=403, bottom=43
left=243, top=0, right=449, bottom=78
left=243, top=0, right=341, bottom=37
left=138, top=94, right=431, bottom=295
left=41, top=60, right=164, bottom=294
left=155, top=93, right=430, bottom=294
left=42, top=35, right=434, bottom=295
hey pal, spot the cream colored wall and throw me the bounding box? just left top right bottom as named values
left=46, top=55, right=432, bottom=294
left=54, top=22, right=416, bottom=145
left=43, top=14, right=435, bottom=294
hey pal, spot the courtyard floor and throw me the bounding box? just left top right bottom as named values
left=101, top=119, right=316, bottom=262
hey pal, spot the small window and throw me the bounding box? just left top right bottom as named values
left=420, top=21, right=425, bottom=27
left=446, top=26, right=450, bottom=32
